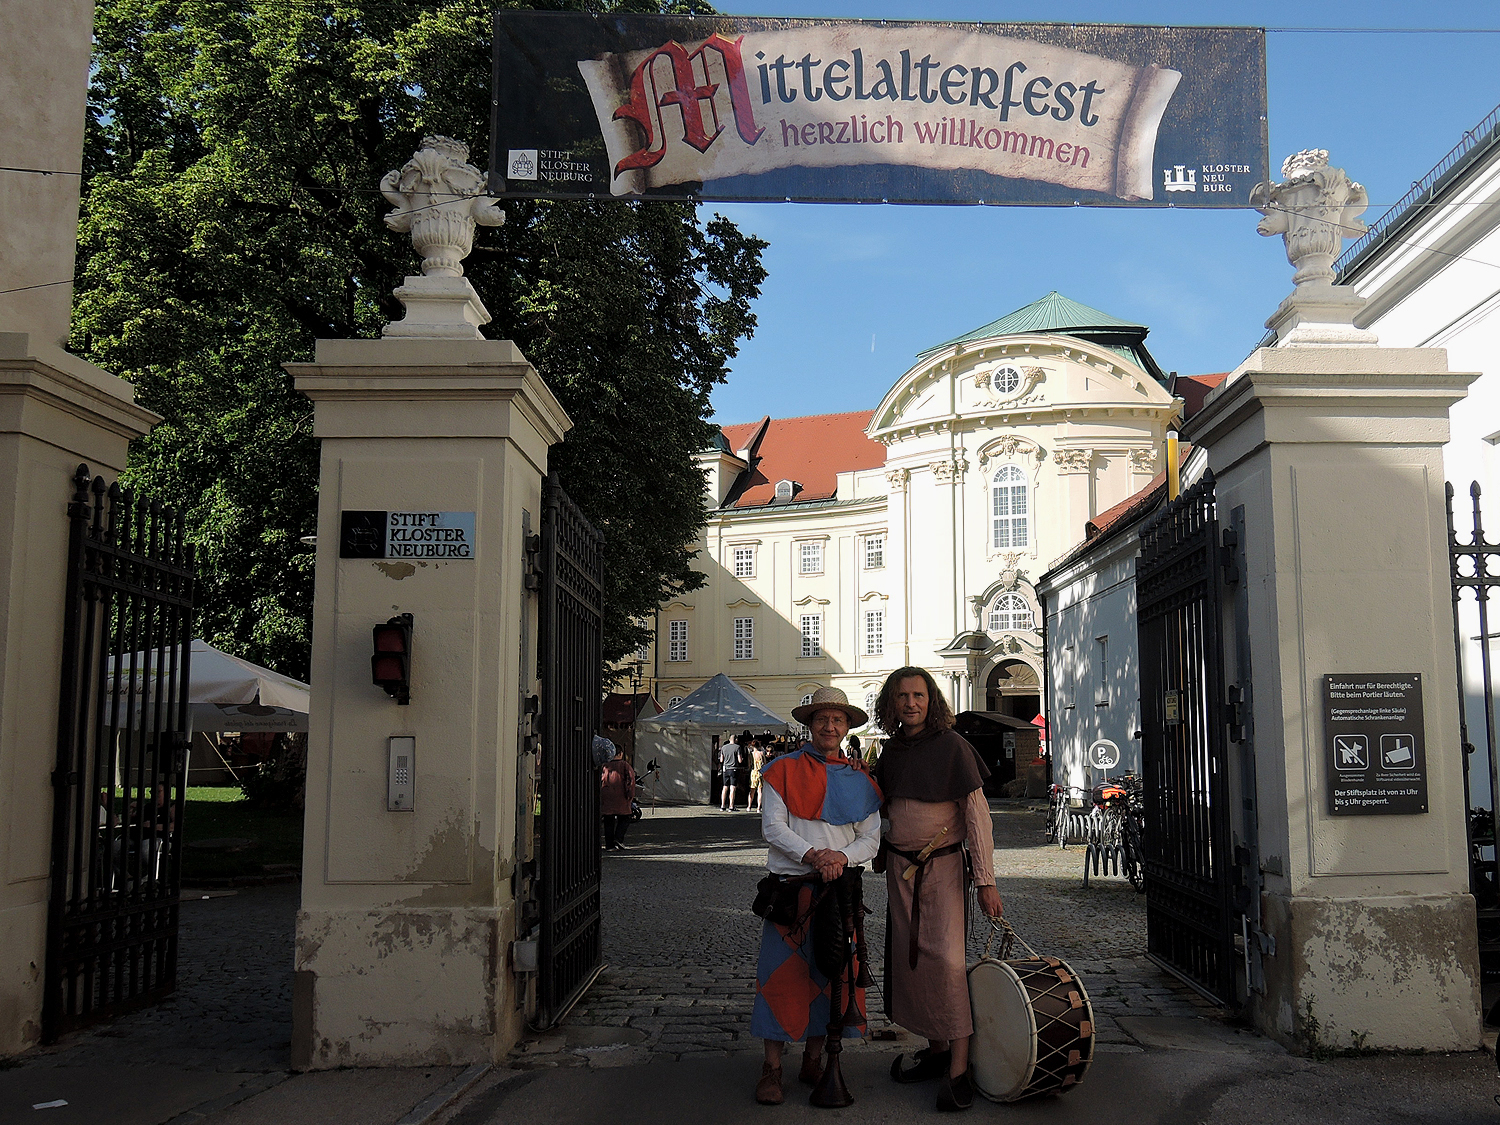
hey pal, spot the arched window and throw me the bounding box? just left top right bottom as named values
left=992, top=465, right=1028, bottom=548
left=801, top=693, right=815, bottom=707
left=668, top=696, right=683, bottom=709
left=988, top=592, right=1034, bottom=632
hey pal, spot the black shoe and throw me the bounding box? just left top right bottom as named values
left=890, top=1048, right=951, bottom=1084
left=936, top=1071, right=973, bottom=1112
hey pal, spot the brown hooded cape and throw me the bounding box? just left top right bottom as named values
left=874, top=726, right=988, bottom=803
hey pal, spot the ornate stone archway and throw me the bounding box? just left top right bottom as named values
left=984, top=658, right=1041, bottom=720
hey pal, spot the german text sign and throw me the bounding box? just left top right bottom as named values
left=1323, top=674, right=1428, bottom=816
left=491, top=13, right=1267, bottom=207
left=339, top=511, right=477, bottom=560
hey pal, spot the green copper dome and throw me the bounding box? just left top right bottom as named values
left=918, top=291, right=1168, bottom=385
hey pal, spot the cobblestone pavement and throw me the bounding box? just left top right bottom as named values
left=10, top=802, right=1214, bottom=1080
left=552, top=801, right=1216, bottom=1064
left=20, top=882, right=298, bottom=1073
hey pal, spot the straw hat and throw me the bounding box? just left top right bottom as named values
left=791, top=686, right=868, bottom=728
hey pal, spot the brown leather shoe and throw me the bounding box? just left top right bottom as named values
left=936, top=1070, right=974, bottom=1112
left=755, top=1062, right=784, bottom=1105
left=798, top=1047, right=823, bottom=1086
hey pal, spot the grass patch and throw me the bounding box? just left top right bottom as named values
left=180, top=787, right=302, bottom=883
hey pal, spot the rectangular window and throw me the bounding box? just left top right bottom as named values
left=992, top=476, right=1029, bottom=549
left=799, top=540, right=823, bottom=575
left=667, top=620, right=688, bottom=662
left=733, top=545, right=755, bottom=578
left=1096, top=636, right=1109, bottom=705
left=733, top=616, right=754, bottom=660
left=635, top=643, right=650, bottom=662
left=864, top=535, right=885, bottom=570
left=800, top=614, right=822, bottom=658
left=864, top=609, right=884, bottom=656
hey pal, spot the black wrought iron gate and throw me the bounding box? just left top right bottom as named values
left=535, top=472, right=604, bottom=1027
left=44, top=465, right=195, bottom=1041
left=1446, top=481, right=1500, bottom=971
left=1135, top=471, right=1238, bottom=1005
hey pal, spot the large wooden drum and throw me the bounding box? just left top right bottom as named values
left=968, top=941, right=1094, bottom=1102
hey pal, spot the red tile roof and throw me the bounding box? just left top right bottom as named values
left=719, top=411, right=886, bottom=507
left=1174, top=373, right=1229, bottom=418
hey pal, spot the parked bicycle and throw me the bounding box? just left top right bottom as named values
left=1082, top=774, right=1145, bottom=892
left=1045, top=783, right=1092, bottom=848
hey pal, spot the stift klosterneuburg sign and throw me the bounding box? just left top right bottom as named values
left=491, top=13, right=1267, bottom=207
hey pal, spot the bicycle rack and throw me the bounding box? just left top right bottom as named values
left=1056, top=806, right=1098, bottom=849
left=1082, top=843, right=1125, bottom=888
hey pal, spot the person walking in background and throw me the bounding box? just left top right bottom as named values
left=874, top=667, right=1003, bottom=1112
left=600, top=744, right=637, bottom=851
left=748, top=738, right=768, bottom=811
left=592, top=734, right=616, bottom=772
left=752, top=688, right=883, bottom=1106
left=721, top=730, right=749, bottom=810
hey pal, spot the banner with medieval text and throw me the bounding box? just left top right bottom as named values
left=491, top=13, right=1266, bottom=207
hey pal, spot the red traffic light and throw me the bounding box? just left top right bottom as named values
left=372, top=613, right=413, bottom=704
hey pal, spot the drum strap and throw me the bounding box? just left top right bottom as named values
left=883, top=841, right=963, bottom=969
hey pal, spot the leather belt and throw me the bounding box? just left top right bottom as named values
left=883, top=840, right=963, bottom=969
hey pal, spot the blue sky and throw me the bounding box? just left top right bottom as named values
left=705, top=1, right=1500, bottom=424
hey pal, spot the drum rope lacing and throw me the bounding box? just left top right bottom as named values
left=981, top=917, right=1042, bottom=963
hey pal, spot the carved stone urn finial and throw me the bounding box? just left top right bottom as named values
left=1250, top=150, right=1378, bottom=347
left=379, top=137, right=504, bottom=339
left=1252, top=149, right=1367, bottom=287
left=381, top=136, right=504, bottom=277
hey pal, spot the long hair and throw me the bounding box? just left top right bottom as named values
left=876, top=666, right=955, bottom=736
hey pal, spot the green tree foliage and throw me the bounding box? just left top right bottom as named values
left=76, top=0, right=766, bottom=679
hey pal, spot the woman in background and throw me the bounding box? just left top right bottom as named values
left=600, top=744, right=637, bottom=851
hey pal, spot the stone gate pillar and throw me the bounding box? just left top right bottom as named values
left=287, top=138, right=569, bottom=1068
left=0, top=339, right=157, bottom=1054
left=0, top=0, right=161, bottom=1054
left=1184, top=152, right=1481, bottom=1052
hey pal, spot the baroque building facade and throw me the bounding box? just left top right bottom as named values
left=639, top=292, right=1182, bottom=738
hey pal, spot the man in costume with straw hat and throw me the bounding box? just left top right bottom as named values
left=752, top=687, right=883, bottom=1106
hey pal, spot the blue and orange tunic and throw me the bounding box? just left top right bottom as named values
left=751, top=745, right=883, bottom=1043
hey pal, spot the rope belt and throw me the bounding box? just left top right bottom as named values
left=883, top=840, right=963, bottom=969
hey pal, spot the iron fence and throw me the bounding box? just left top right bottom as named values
left=1446, top=481, right=1500, bottom=969
left=535, top=473, right=605, bottom=1028
left=1135, top=471, right=1237, bottom=1005
left=43, top=465, right=194, bottom=1040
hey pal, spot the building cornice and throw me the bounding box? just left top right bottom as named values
left=867, top=333, right=1173, bottom=441
left=707, top=495, right=887, bottom=523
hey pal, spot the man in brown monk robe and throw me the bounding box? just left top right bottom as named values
left=874, top=667, right=1003, bottom=1113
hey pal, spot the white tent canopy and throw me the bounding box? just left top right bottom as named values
left=111, top=639, right=311, bottom=733
left=635, top=674, right=791, bottom=804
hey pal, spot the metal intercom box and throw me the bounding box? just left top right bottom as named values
left=388, top=736, right=415, bottom=811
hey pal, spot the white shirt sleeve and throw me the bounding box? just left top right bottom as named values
left=839, top=809, right=883, bottom=868
left=761, top=784, right=814, bottom=869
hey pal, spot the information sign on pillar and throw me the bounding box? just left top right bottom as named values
left=1322, top=673, right=1429, bottom=815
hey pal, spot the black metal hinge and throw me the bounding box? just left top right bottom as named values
left=1226, top=683, right=1246, bottom=743
left=1220, top=526, right=1240, bottom=585
left=523, top=534, right=543, bottom=591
